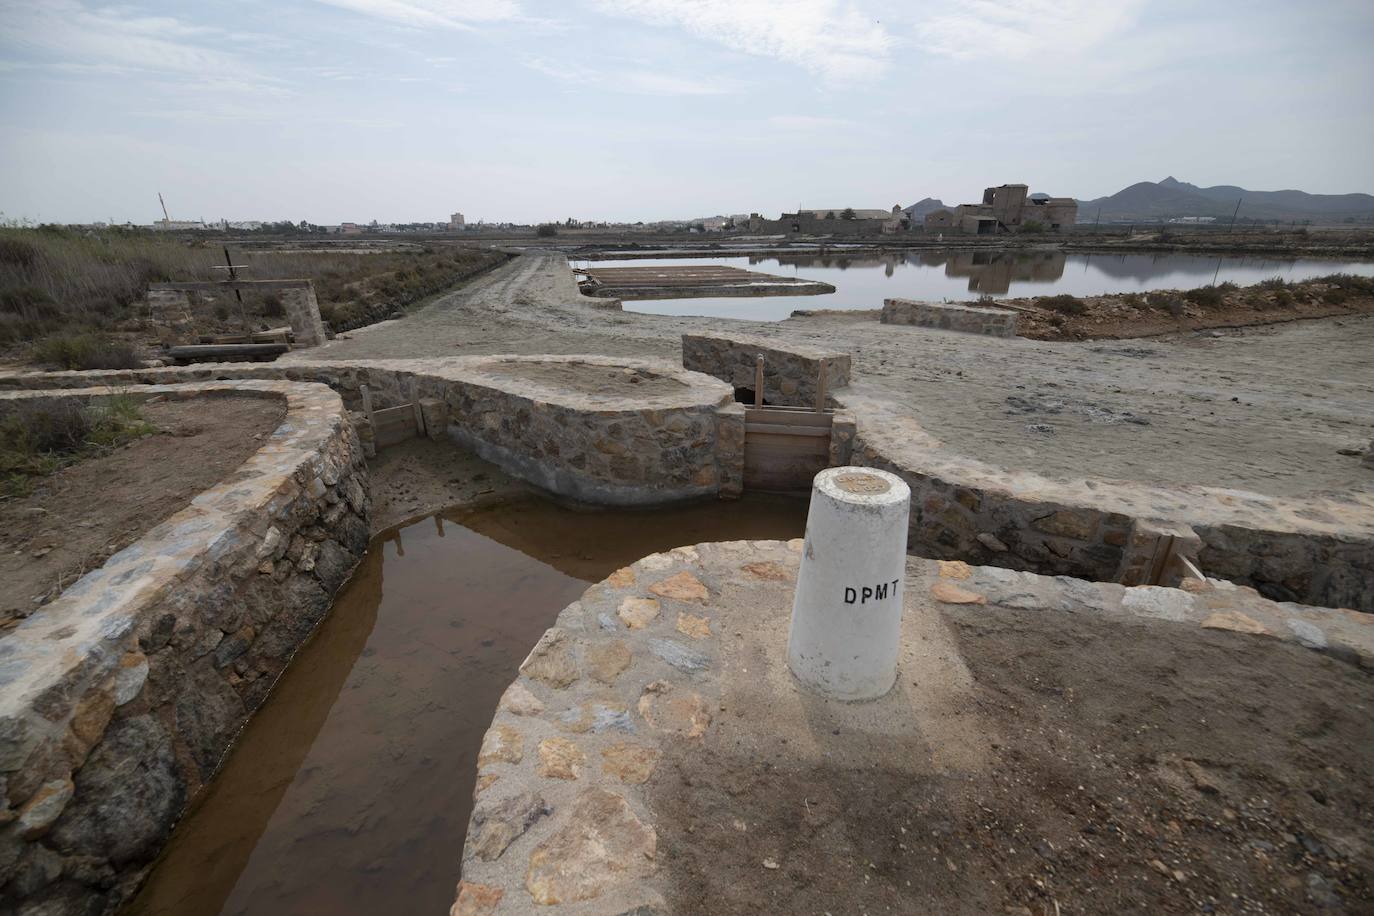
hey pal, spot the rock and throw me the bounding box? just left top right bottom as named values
left=452, top=880, right=504, bottom=916
left=558, top=702, right=633, bottom=735
left=617, top=598, right=661, bottom=630
left=17, top=778, right=75, bottom=839
left=976, top=532, right=1008, bottom=553
left=1121, top=586, right=1194, bottom=621
left=477, top=725, right=523, bottom=766
left=1031, top=509, right=1098, bottom=540
left=637, top=681, right=710, bottom=738
left=601, top=743, right=660, bottom=785
left=469, top=791, right=551, bottom=862
left=519, top=628, right=579, bottom=689
left=1286, top=619, right=1328, bottom=649
left=113, top=651, right=149, bottom=706
left=675, top=613, right=711, bottom=640
left=211, top=625, right=254, bottom=669
left=741, top=561, right=789, bottom=581
left=68, top=689, right=116, bottom=761
left=1200, top=611, right=1271, bottom=636
left=937, top=560, right=972, bottom=580
left=931, top=581, right=987, bottom=605
left=647, top=639, right=711, bottom=673
left=312, top=539, right=356, bottom=592
left=499, top=682, right=545, bottom=717
left=587, top=640, right=633, bottom=685
left=538, top=738, right=586, bottom=780
left=1306, top=872, right=1343, bottom=909
left=49, top=714, right=184, bottom=863
left=525, top=788, right=657, bottom=905
left=175, top=661, right=248, bottom=780
left=647, top=572, right=709, bottom=603
left=606, top=567, right=637, bottom=588
left=762, top=858, right=780, bottom=870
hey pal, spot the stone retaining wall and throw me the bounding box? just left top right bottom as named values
left=0, top=356, right=742, bottom=507
left=0, top=381, right=370, bottom=914
left=843, top=391, right=1374, bottom=612
left=681, top=334, right=850, bottom=408
left=881, top=298, right=1019, bottom=337
left=454, top=540, right=1373, bottom=913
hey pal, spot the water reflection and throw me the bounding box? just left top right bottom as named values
left=581, top=249, right=1374, bottom=320
left=128, top=492, right=807, bottom=916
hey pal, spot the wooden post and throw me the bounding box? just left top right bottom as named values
left=754, top=355, right=765, bottom=408
left=815, top=358, right=827, bottom=413
left=360, top=384, right=375, bottom=423
left=407, top=379, right=426, bottom=438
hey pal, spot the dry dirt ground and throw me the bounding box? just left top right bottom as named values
left=0, top=398, right=283, bottom=631
left=364, top=436, right=529, bottom=532
left=300, top=253, right=1374, bottom=499
left=654, top=605, right=1374, bottom=915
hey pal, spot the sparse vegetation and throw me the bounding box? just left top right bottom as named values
left=1184, top=285, right=1225, bottom=308
left=0, top=227, right=505, bottom=360
left=536, top=224, right=558, bottom=237
left=840, top=208, right=856, bottom=220
left=1021, top=220, right=1045, bottom=233
left=1041, top=293, right=1086, bottom=315
left=1, top=394, right=153, bottom=496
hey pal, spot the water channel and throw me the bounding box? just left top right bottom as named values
left=572, top=250, right=1374, bottom=320
left=126, top=492, right=807, bottom=916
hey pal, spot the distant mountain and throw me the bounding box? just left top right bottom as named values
left=1077, top=177, right=1374, bottom=222
left=902, top=198, right=947, bottom=219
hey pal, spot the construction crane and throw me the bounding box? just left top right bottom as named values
left=158, top=192, right=171, bottom=225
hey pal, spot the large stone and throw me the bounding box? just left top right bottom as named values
left=587, top=640, right=633, bottom=684
left=17, top=777, right=74, bottom=839
left=741, top=561, right=789, bottom=581
left=498, top=682, right=545, bottom=717
left=477, top=724, right=523, bottom=767
left=675, top=613, right=711, bottom=640
left=469, top=791, right=551, bottom=862
left=175, top=661, right=248, bottom=780
left=452, top=880, right=504, bottom=916
left=931, top=581, right=987, bottom=605
left=637, top=681, right=710, bottom=738
left=601, top=743, right=661, bottom=785
left=538, top=738, right=586, bottom=780
left=519, top=628, right=579, bottom=689
left=617, top=598, right=661, bottom=630
left=1201, top=611, right=1271, bottom=636
left=648, top=572, right=709, bottom=603
left=49, top=714, right=185, bottom=864
left=606, top=567, right=637, bottom=589
left=1031, top=509, right=1099, bottom=541
left=525, top=788, right=656, bottom=905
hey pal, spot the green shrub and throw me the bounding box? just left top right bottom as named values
left=536, top=224, right=558, bottom=237
left=1184, top=286, right=1224, bottom=308
left=1317, top=273, right=1374, bottom=295
left=1021, top=220, right=1045, bottom=233
left=1323, top=288, right=1349, bottom=304
left=1, top=393, right=153, bottom=496
left=31, top=333, right=141, bottom=370
left=1257, top=276, right=1288, bottom=290
left=1274, top=289, right=1294, bottom=307
left=1040, top=293, right=1086, bottom=315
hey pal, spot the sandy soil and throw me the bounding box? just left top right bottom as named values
left=654, top=605, right=1374, bottom=914
left=364, top=436, right=529, bottom=532
left=299, top=254, right=1374, bottom=499
left=0, top=398, right=284, bottom=631
left=481, top=360, right=688, bottom=398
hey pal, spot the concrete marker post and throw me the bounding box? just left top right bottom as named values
left=787, top=466, right=911, bottom=700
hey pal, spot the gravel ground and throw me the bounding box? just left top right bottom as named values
left=299, top=253, right=1374, bottom=498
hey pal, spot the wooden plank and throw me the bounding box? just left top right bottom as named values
left=745, top=423, right=831, bottom=437
left=406, top=380, right=426, bottom=437
left=745, top=409, right=832, bottom=427
left=744, top=404, right=834, bottom=416
left=754, top=356, right=764, bottom=408
left=815, top=357, right=827, bottom=412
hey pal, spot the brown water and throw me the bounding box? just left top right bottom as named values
left=126, top=492, right=806, bottom=916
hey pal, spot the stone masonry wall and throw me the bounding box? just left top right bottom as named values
left=0, top=356, right=742, bottom=509
left=881, top=298, right=1019, bottom=337
left=0, top=381, right=370, bottom=914
left=681, top=334, right=850, bottom=408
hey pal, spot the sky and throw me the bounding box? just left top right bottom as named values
left=1, top=0, right=1371, bottom=225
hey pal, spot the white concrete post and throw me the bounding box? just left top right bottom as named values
left=787, top=467, right=911, bottom=700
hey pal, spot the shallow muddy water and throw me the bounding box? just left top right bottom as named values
left=126, top=492, right=807, bottom=916
left=572, top=250, right=1374, bottom=320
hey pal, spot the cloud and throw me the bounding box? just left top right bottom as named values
left=524, top=57, right=734, bottom=95
left=590, top=0, right=894, bottom=82
left=766, top=114, right=857, bottom=130
left=916, top=0, right=1143, bottom=61
left=313, top=0, right=526, bottom=30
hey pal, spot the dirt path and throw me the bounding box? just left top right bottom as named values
left=299, top=254, right=1374, bottom=498
left=0, top=397, right=284, bottom=631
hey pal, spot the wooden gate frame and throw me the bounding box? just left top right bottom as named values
left=742, top=355, right=836, bottom=491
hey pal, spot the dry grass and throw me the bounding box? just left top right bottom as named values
left=0, top=393, right=153, bottom=497
left=0, top=227, right=506, bottom=362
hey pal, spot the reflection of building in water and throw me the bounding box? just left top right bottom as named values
left=764, top=253, right=903, bottom=276
left=930, top=249, right=1067, bottom=294
left=924, top=184, right=1077, bottom=235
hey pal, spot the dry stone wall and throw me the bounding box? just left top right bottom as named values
left=0, top=381, right=369, bottom=914
left=681, top=334, right=850, bottom=408
left=881, top=298, right=1019, bottom=337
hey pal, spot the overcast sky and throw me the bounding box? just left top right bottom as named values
left=1, top=0, right=1371, bottom=225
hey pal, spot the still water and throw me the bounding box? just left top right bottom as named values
left=574, top=250, right=1374, bottom=320
left=127, top=492, right=807, bottom=916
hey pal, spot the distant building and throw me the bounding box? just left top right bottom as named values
left=925, top=184, right=1077, bottom=234
left=747, top=205, right=910, bottom=235
left=152, top=219, right=209, bottom=231
left=339, top=222, right=363, bottom=235
left=449, top=212, right=465, bottom=230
